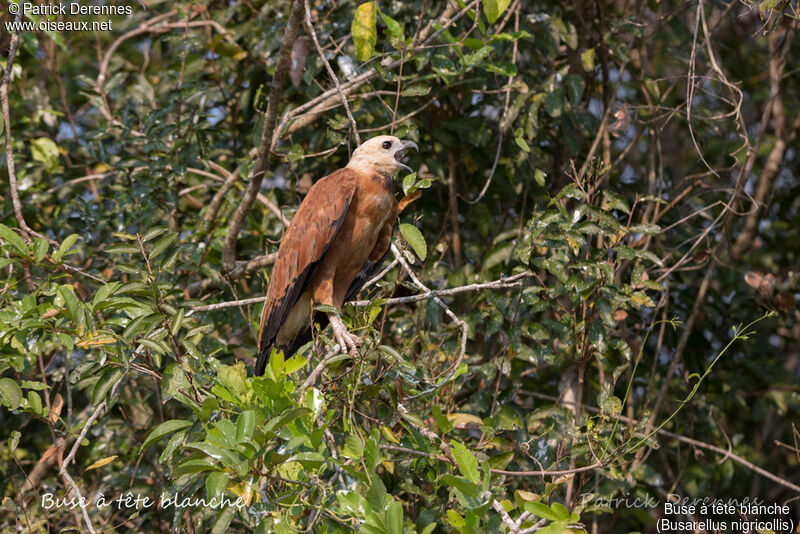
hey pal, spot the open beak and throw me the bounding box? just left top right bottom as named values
left=393, top=140, right=418, bottom=173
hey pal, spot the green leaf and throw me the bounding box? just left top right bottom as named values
left=211, top=506, right=236, bottom=534
left=402, top=172, right=417, bottom=195
left=140, top=419, right=192, bottom=452
left=535, top=169, right=547, bottom=187
left=545, top=87, right=565, bottom=117
left=482, top=62, right=518, bottom=77
left=141, top=226, right=168, bottom=242
left=184, top=442, right=246, bottom=475
left=171, top=308, right=185, bottom=336
left=451, top=441, right=480, bottom=485
left=344, top=434, right=364, bottom=460
left=264, top=407, right=311, bottom=433
left=137, top=338, right=167, bottom=355
left=91, top=368, right=124, bottom=405
left=0, top=224, right=28, bottom=255
left=236, top=410, right=256, bottom=443
left=440, top=474, right=481, bottom=498
left=162, top=364, right=191, bottom=401
left=550, top=502, right=570, bottom=521
left=31, top=137, right=60, bottom=172
left=32, top=239, right=48, bottom=263
left=447, top=509, right=467, bottom=529
left=352, top=1, right=377, bottom=61
left=402, top=84, right=430, bottom=97
left=149, top=232, right=177, bottom=260
left=484, top=0, right=512, bottom=24
left=0, top=378, right=23, bottom=409
left=53, top=234, right=79, bottom=262
left=206, top=470, right=229, bottom=501
left=9, top=430, right=21, bottom=453
left=27, top=391, right=43, bottom=417
left=399, top=223, right=427, bottom=261
left=106, top=243, right=140, bottom=254
left=565, top=74, right=585, bottom=106
left=58, top=285, right=82, bottom=323
left=386, top=500, right=403, bottom=534
left=379, top=10, right=405, bottom=49
left=525, top=501, right=561, bottom=521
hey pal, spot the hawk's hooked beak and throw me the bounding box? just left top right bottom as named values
left=393, top=140, right=418, bottom=173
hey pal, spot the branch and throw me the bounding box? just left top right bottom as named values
left=390, top=244, right=469, bottom=399
left=350, top=271, right=529, bottom=306
left=274, top=1, right=462, bottom=141
left=1, top=9, right=36, bottom=243
left=303, top=0, right=360, bottom=145
left=730, top=30, right=797, bottom=261
left=190, top=271, right=529, bottom=312
left=299, top=345, right=341, bottom=392
left=221, top=0, right=305, bottom=273
left=521, top=390, right=800, bottom=494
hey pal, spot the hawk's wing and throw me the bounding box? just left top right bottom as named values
left=255, top=168, right=358, bottom=375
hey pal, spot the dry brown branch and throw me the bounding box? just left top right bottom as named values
left=221, top=0, right=305, bottom=274
left=730, top=30, right=797, bottom=260
left=298, top=345, right=341, bottom=392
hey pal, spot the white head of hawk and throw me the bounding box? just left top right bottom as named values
left=346, top=135, right=418, bottom=176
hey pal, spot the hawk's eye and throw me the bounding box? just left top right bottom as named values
left=381, top=141, right=392, bottom=150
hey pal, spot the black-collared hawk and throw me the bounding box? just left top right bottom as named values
left=255, top=135, right=418, bottom=375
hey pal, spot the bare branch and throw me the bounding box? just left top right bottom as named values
left=190, top=271, right=529, bottom=312
left=303, top=0, right=360, bottom=145
left=1, top=10, right=36, bottom=244
left=221, top=0, right=305, bottom=273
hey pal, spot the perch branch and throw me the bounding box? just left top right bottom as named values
left=190, top=271, right=529, bottom=312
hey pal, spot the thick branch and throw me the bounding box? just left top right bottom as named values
left=221, top=0, right=305, bottom=273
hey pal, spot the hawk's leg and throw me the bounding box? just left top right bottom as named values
left=328, top=312, right=362, bottom=354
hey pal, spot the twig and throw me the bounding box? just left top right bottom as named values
left=299, top=345, right=341, bottom=391
left=465, top=2, right=518, bottom=205
left=350, top=271, right=529, bottom=306
left=303, top=0, right=360, bottom=145
left=390, top=244, right=468, bottom=398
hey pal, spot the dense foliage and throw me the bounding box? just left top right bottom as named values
left=1, top=0, right=798, bottom=532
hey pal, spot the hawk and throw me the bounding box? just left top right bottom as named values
left=255, top=135, right=417, bottom=375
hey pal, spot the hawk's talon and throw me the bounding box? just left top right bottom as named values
left=330, top=313, right=362, bottom=355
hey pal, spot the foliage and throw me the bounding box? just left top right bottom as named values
left=1, top=0, right=799, bottom=533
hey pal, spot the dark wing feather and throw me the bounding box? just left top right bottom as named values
left=342, top=249, right=391, bottom=304
left=255, top=168, right=358, bottom=375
